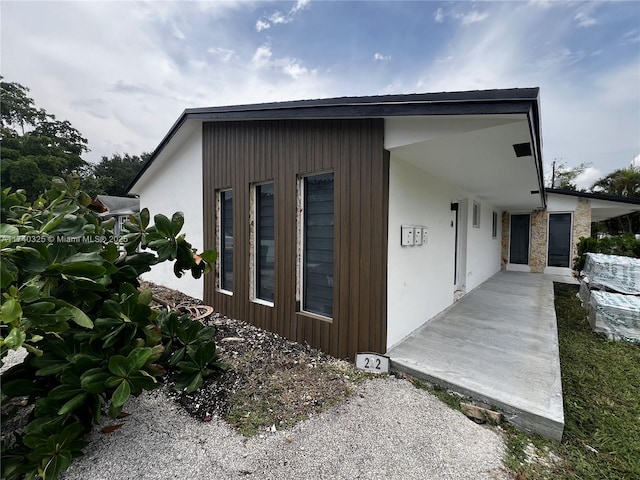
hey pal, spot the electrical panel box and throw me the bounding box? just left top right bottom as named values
left=401, top=226, right=415, bottom=246
left=414, top=227, right=423, bottom=245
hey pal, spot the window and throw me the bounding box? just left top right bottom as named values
left=301, top=173, right=334, bottom=318
left=254, top=183, right=275, bottom=303
left=219, top=189, right=233, bottom=292
left=472, top=201, right=481, bottom=228
left=492, top=211, right=498, bottom=238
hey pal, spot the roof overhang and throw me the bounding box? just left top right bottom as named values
left=547, top=189, right=640, bottom=222
left=127, top=88, right=544, bottom=204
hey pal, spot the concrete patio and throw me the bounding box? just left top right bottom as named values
left=387, top=271, right=573, bottom=441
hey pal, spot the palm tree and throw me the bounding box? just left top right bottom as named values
left=592, top=166, right=640, bottom=233
left=592, top=166, right=640, bottom=198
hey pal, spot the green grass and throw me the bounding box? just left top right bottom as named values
left=506, top=283, right=640, bottom=479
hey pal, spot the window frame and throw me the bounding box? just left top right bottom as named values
left=216, top=188, right=234, bottom=295
left=297, top=171, right=335, bottom=321
left=250, top=182, right=275, bottom=306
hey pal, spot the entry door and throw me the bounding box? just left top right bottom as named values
left=510, top=214, right=530, bottom=265
left=548, top=213, right=572, bottom=267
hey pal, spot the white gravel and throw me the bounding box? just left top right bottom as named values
left=59, top=376, right=508, bottom=480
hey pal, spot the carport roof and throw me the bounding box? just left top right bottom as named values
left=127, top=87, right=543, bottom=197
left=547, top=188, right=640, bottom=222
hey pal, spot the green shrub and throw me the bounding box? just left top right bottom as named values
left=0, top=176, right=223, bottom=479
left=573, top=234, right=640, bottom=272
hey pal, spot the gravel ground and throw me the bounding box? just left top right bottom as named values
left=60, top=376, right=507, bottom=480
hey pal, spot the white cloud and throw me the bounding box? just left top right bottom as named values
left=373, top=53, right=391, bottom=61
left=207, top=47, right=235, bottom=62
left=574, top=11, right=597, bottom=28
left=460, top=10, right=489, bottom=25
left=433, top=7, right=489, bottom=26
left=291, top=0, right=311, bottom=15
left=621, top=29, right=640, bottom=45
left=251, top=44, right=273, bottom=68
left=255, top=19, right=270, bottom=32
left=283, top=62, right=309, bottom=79
left=269, top=11, right=288, bottom=25
left=256, top=0, right=311, bottom=32
left=632, top=154, right=640, bottom=168
left=172, top=25, right=186, bottom=40
left=575, top=167, right=603, bottom=190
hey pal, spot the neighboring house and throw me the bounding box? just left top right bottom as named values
left=92, top=195, right=140, bottom=235
left=127, top=88, right=640, bottom=360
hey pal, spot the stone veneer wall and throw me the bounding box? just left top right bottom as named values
left=572, top=198, right=592, bottom=268
left=530, top=209, right=548, bottom=273
left=501, top=212, right=510, bottom=269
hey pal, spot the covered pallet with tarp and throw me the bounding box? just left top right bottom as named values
left=588, top=290, right=640, bottom=345
left=582, top=252, right=640, bottom=295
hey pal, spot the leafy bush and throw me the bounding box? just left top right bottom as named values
left=0, top=176, right=223, bottom=479
left=573, top=234, right=640, bottom=272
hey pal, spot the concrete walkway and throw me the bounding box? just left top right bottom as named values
left=387, top=271, right=568, bottom=441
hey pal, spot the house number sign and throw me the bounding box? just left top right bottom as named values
left=355, top=353, right=390, bottom=374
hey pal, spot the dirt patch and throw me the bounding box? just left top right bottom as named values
left=143, top=282, right=369, bottom=436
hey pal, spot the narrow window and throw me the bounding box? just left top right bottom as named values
left=302, top=173, right=334, bottom=318
left=220, top=189, right=233, bottom=292
left=472, top=201, right=481, bottom=228
left=492, top=211, right=498, bottom=238
left=255, top=183, right=275, bottom=302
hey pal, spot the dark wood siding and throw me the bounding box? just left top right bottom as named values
left=202, top=119, right=388, bottom=359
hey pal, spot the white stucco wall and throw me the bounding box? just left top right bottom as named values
left=547, top=194, right=579, bottom=212
left=387, top=157, right=458, bottom=349
left=132, top=127, right=204, bottom=299
left=464, top=197, right=502, bottom=291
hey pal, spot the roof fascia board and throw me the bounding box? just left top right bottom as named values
left=525, top=97, right=546, bottom=209
left=546, top=188, right=640, bottom=206
left=185, top=100, right=534, bottom=121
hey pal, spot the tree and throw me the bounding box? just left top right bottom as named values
left=0, top=78, right=89, bottom=200
left=591, top=166, right=640, bottom=234
left=549, top=161, right=588, bottom=191
left=592, top=166, right=640, bottom=198
left=81, top=152, right=149, bottom=198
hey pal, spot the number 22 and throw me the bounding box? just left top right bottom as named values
left=364, top=357, right=381, bottom=370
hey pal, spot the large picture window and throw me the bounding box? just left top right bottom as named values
left=255, top=183, right=275, bottom=302
left=302, top=173, right=334, bottom=318
left=220, top=189, right=233, bottom=292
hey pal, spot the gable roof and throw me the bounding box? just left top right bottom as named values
left=127, top=88, right=542, bottom=194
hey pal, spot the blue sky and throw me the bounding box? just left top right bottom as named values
left=2, top=1, right=639, bottom=189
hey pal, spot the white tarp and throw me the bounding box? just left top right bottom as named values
left=578, top=278, right=591, bottom=307
left=588, top=290, right=640, bottom=345
left=583, top=253, right=640, bottom=295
